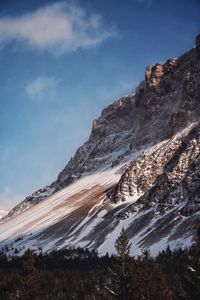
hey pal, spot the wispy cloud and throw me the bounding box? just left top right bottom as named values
left=0, top=2, right=116, bottom=55
left=0, top=187, right=24, bottom=210
left=25, top=76, right=59, bottom=98
left=134, top=0, right=153, bottom=7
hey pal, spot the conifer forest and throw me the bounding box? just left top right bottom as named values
left=0, top=227, right=200, bottom=300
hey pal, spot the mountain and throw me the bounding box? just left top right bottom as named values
left=0, top=209, right=8, bottom=219
left=0, top=34, right=200, bottom=256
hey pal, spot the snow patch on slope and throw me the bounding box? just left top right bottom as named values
left=0, top=209, right=9, bottom=219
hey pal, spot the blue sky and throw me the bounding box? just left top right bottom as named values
left=0, top=0, right=199, bottom=210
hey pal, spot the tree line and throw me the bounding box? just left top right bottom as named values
left=0, top=227, right=200, bottom=299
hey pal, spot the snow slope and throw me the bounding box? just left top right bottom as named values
left=0, top=138, right=198, bottom=257
left=0, top=209, right=8, bottom=219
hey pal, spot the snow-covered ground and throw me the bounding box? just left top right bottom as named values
left=0, top=165, right=123, bottom=254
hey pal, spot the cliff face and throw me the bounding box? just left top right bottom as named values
left=112, top=36, right=200, bottom=208
left=2, top=35, right=200, bottom=255
left=55, top=95, right=135, bottom=190
left=56, top=34, right=200, bottom=188
left=56, top=39, right=199, bottom=182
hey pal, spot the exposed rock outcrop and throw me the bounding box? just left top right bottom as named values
left=113, top=123, right=200, bottom=215
left=55, top=95, right=135, bottom=190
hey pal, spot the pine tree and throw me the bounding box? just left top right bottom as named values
left=17, top=249, right=41, bottom=300
left=183, top=225, right=200, bottom=298
left=105, top=227, right=132, bottom=300
left=134, top=249, right=172, bottom=300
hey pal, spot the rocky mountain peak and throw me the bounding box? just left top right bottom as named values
left=145, top=58, right=177, bottom=90
left=1, top=35, right=200, bottom=256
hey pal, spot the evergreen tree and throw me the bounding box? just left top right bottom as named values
left=134, top=249, right=172, bottom=300
left=183, top=225, right=200, bottom=299
left=17, top=249, right=41, bottom=300
left=105, top=227, right=132, bottom=300
left=1, top=240, right=200, bottom=300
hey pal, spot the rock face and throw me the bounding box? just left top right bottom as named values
left=2, top=35, right=200, bottom=256
left=113, top=123, right=200, bottom=214
left=54, top=34, right=200, bottom=190
left=55, top=95, right=135, bottom=190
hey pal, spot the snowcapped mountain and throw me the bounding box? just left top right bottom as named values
left=0, top=209, right=9, bottom=219
left=0, top=34, right=200, bottom=256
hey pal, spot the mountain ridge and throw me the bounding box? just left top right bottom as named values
left=1, top=34, right=200, bottom=256
left=7, top=34, right=200, bottom=220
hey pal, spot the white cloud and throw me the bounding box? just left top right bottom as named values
left=0, top=187, right=24, bottom=210
left=25, top=76, right=59, bottom=98
left=0, top=2, right=116, bottom=55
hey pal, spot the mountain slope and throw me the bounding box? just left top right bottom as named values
left=0, top=209, right=8, bottom=219
left=0, top=130, right=197, bottom=256
left=1, top=34, right=200, bottom=256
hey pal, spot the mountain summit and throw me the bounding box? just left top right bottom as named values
left=1, top=35, right=200, bottom=256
